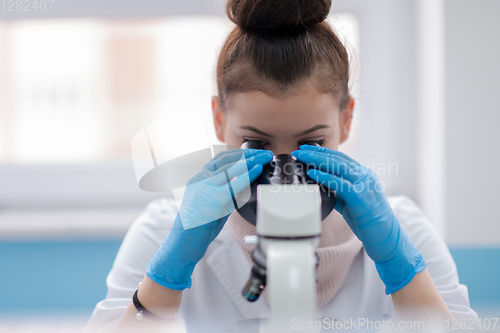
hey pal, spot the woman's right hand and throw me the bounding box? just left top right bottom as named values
left=146, top=148, right=273, bottom=290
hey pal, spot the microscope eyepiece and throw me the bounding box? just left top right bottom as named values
left=240, top=140, right=267, bottom=150
left=237, top=141, right=337, bottom=226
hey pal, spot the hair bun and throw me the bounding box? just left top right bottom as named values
left=227, top=0, right=332, bottom=33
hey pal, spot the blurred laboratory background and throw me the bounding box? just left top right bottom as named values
left=0, top=0, right=499, bottom=331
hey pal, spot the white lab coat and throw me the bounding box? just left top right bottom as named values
left=85, top=196, right=477, bottom=332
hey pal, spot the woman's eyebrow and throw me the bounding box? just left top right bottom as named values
left=294, top=125, right=330, bottom=138
left=238, top=126, right=276, bottom=138
left=239, top=125, right=330, bottom=139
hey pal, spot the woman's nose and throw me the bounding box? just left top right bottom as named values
left=271, top=143, right=299, bottom=156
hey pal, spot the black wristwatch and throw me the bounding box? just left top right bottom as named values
left=132, top=288, right=178, bottom=322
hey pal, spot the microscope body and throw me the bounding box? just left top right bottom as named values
left=253, top=184, right=321, bottom=331
left=236, top=141, right=334, bottom=332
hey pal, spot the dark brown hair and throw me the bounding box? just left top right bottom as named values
left=216, top=0, right=352, bottom=110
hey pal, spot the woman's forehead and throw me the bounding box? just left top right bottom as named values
left=226, top=90, right=340, bottom=124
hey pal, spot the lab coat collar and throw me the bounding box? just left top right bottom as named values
left=207, top=228, right=271, bottom=320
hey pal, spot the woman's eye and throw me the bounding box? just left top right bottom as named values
left=300, top=139, right=326, bottom=147
left=241, top=139, right=270, bottom=149
left=241, top=138, right=326, bottom=148
left=242, top=139, right=268, bottom=145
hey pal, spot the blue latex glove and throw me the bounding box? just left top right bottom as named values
left=291, top=145, right=426, bottom=294
left=146, top=148, right=273, bottom=290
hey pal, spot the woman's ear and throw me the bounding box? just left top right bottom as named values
left=212, top=95, right=226, bottom=143
left=339, top=98, right=355, bottom=144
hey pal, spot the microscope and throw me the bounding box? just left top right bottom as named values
left=235, top=141, right=337, bottom=332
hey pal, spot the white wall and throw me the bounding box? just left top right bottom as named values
left=444, top=0, right=500, bottom=246
left=335, top=0, right=418, bottom=200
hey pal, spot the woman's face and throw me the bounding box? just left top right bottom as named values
left=211, top=87, right=354, bottom=155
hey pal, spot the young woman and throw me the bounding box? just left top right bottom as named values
left=85, top=0, right=477, bottom=332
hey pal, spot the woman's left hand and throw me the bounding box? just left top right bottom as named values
left=291, top=145, right=426, bottom=294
